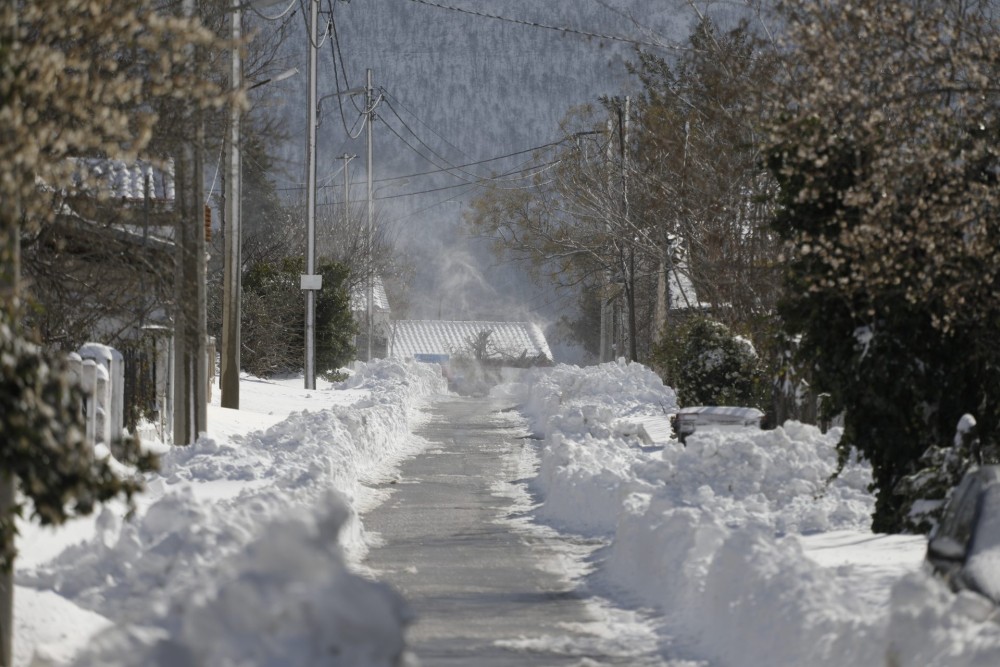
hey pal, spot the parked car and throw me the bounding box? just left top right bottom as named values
left=926, top=465, right=1000, bottom=603
left=673, top=405, right=764, bottom=443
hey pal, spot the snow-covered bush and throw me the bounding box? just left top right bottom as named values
left=655, top=317, right=764, bottom=409
left=894, top=415, right=982, bottom=533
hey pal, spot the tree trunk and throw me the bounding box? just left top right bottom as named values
left=172, top=0, right=208, bottom=444
left=0, top=184, right=20, bottom=666
left=0, top=476, right=12, bottom=667
left=627, top=247, right=638, bottom=362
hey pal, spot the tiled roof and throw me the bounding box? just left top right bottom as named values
left=389, top=320, right=552, bottom=362
left=71, top=158, right=175, bottom=202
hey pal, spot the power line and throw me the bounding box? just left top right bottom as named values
left=377, top=108, right=480, bottom=183
left=380, top=88, right=474, bottom=163
left=323, top=0, right=366, bottom=136
left=377, top=140, right=567, bottom=183
left=383, top=151, right=556, bottom=227
left=404, top=0, right=684, bottom=51
left=379, top=159, right=561, bottom=199
left=380, top=93, right=577, bottom=185
left=274, top=138, right=567, bottom=192
left=310, top=157, right=561, bottom=205
left=246, top=0, right=298, bottom=21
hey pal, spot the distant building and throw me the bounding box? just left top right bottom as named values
left=388, top=320, right=552, bottom=366
left=350, top=275, right=392, bottom=360
left=347, top=277, right=553, bottom=370
left=30, top=157, right=179, bottom=441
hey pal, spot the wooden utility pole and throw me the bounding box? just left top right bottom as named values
left=173, top=0, right=208, bottom=444
left=1, top=4, right=20, bottom=657
left=600, top=118, right=613, bottom=363
left=221, top=0, right=242, bottom=409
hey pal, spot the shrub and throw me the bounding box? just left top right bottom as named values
left=655, top=316, right=764, bottom=409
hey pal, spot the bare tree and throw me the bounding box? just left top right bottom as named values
left=467, top=19, right=782, bottom=365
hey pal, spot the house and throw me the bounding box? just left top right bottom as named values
left=386, top=319, right=551, bottom=394
left=388, top=320, right=552, bottom=365
left=26, top=158, right=179, bottom=441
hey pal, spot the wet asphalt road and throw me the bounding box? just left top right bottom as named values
left=362, top=396, right=677, bottom=667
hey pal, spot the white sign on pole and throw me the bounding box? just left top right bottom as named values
left=300, top=274, right=323, bottom=291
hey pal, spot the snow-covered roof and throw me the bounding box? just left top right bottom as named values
left=390, top=320, right=552, bottom=362
left=350, top=276, right=391, bottom=313
left=668, top=262, right=709, bottom=311
left=70, top=158, right=175, bottom=202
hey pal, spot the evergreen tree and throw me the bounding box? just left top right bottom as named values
left=763, top=0, right=1000, bottom=531
left=242, top=257, right=356, bottom=377
left=653, top=316, right=765, bottom=409
left=315, top=261, right=357, bottom=374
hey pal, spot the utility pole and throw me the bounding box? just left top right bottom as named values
left=365, top=68, right=375, bottom=363
left=222, top=0, right=294, bottom=406
left=221, top=0, right=241, bottom=409
left=173, top=0, right=208, bottom=444
left=302, top=0, right=320, bottom=389
left=654, top=120, right=688, bottom=353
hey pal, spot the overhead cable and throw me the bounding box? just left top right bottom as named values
left=404, top=0, right=683, bottom=51
left=246, top=0, right=298, bottom=21
left=380, top=88, right=473, bottom=162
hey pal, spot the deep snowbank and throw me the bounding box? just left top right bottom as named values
left=496, top=361, right=1000, bottom=667
left=17, top=359, right=445, bottom=667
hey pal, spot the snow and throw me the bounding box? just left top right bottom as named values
left=70, top=157, right=174, bottom=202
left=14, top=359, right=445, bottom=667
left=492, top=359, right=1000, bottom=666
left=14, top=356, right=1000, bottom=666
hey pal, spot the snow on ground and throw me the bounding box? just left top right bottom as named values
left=14, top=359, right=445, bottom=667
left=15, top=356, right=1000, bottom=666
left=493, top=359, right=1000, bottom=667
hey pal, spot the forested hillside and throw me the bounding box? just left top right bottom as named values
left=259, top=0, right=697, bottom=339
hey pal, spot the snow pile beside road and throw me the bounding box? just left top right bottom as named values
left=495, top=360, right=679, bottom=534
left=500, top=359, right=678, bottom=428
left=17, top=358, right=444, bottom=667
left=886, top=571, right=1000, bottom=666
left=643, top=421, right=874, bottom=534
left=496, top=361, right=929, bottom=667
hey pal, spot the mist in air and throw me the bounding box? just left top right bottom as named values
left=257, top=0, right=690, bottom=361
